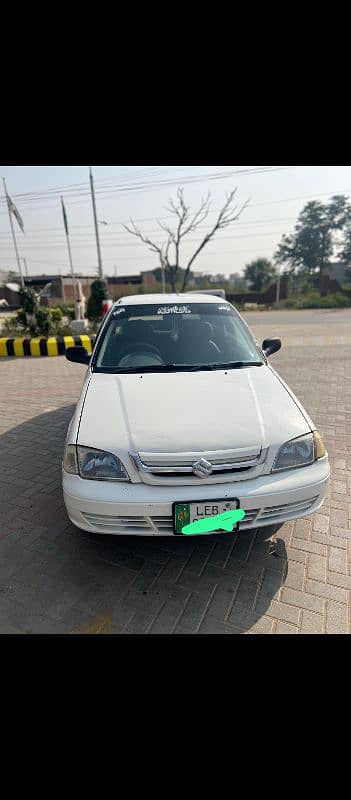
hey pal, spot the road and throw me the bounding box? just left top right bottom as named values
left=0, top=309, right=350, bottom=634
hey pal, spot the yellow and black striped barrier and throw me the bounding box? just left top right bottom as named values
left=0, top=335, right=96, bottom=358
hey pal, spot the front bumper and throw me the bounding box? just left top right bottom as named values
left=63, top=457, right=330, bottom=536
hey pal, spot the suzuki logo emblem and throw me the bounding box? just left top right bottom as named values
left=193, top=458, right=213, bottom=479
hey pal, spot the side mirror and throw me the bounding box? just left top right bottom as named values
left=262, top=338, right=281, bottom=358
left=66, top=346, right=91, bottom=365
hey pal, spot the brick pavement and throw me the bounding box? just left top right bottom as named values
left=0, top=309, right=350, bottom=634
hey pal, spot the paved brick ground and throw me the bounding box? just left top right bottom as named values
left=0, top=309, right=350, bottom=634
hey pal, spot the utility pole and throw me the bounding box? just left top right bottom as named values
left=89, top=166, right=104, bottom=279
left=61, top=196, right=78, bottom=306
left=23, top=258, right=29, bottom=278
left=2, top=177, right=24, bottom=288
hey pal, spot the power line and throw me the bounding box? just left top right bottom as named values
left=0, top=229, right=291, bottom=252
left=0, top=169, right=234, bottom=206
left=7, top=166, right=286, bottom=200
left=5, top=168, right=168, bottom=200
left=2, top=184, right=350, bottom=232
left=250, top=189, right=351, bottom=208
left=2, top=171, right=348, bottom=224
left=1, top=241, right=275, bottom=270
left=2, top=173, right=350, bottom=273
left=0, top=215, right=298, bottom=239
left=0, top=221, right=321, bottom=250
left=0, top=215, right=299, bottom=241
left=0, top=166, right=294, bottom=212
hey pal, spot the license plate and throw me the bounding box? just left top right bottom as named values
left=173, top=499, right=240, bottom=535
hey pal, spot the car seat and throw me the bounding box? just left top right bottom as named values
left=102, top=320, right=158, bottom=367
left=175, top=320, right=221, bottom=364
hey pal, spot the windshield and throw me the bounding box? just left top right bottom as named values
left=93, top=303, right=264, bottom=373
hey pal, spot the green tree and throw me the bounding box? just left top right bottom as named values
left=19, top=287, right=38, bottom=315
left=275, top=196, right=351, bottom=296
left=31, top=307, right=55, bottom=337
left=87, top=280, right=108, bottom=322
left=50, top=307, right=63, bottom=324
left=244, top=259, right=277, bottom=292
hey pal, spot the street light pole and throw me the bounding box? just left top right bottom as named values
left=2, top=177, right=24, bottom=288
left=23, top=258, right=29, bottom=278
left=89, top=166, right=104, bottom=280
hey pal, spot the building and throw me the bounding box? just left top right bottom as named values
left=23, top=271, right=158, bottom=306
left=108, top=271, right=157, bottom=300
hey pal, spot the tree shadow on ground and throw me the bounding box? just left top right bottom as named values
left=0, top=406, right=288, bottom=635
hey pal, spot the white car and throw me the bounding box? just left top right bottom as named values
left=63, top=294, right=330, bottom=537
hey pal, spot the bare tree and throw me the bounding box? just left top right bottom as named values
left=123, top=187, right=249, bottom=292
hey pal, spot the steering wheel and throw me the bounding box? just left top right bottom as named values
left=118, top=342, right=164, bottom=367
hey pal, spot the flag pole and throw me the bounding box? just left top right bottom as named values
left=61, top=196, right=78, bottom=306
left=2, top=177, right=24, bottom=288
left=89, top=167, right=104, bottom=280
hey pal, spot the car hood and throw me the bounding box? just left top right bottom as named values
left=78, top=367, right=312, bottom=458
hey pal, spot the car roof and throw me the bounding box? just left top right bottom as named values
left=115, top=293, right=230, bottom=307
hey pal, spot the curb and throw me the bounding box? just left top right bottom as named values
left=0, top=335, right=95, bottom=358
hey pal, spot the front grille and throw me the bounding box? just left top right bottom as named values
left=131, top=448, right=268, bottom=485
left=149, top=466, right=253, bottom=480
left=151, top=516, right=174, bottom=533
left=258, top=497, right=319, bottom=522
left=82, top=513, right=174, bottom=535
left=240, top=509, right=260, bottom=527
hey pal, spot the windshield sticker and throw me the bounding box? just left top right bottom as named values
left=157, top=305, right=192, bottom=315
left=218, top=305, right=231, bottom=312
left=114, top=308, right=126, bottom=316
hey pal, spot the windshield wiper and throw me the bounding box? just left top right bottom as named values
left=98, top=362, right=264, bottom=375
left=211, top=361, right=264, bottom=370
left=174, top=362, right=264, bottom=372
left=100, top=364, right=182, bottom=374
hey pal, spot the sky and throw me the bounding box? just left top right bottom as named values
left=1, top=165, right=351, bottom=280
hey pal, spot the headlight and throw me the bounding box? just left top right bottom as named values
left=272, top=433, right=315, bottom=473
left=77, top=446, right=130, bottom=482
